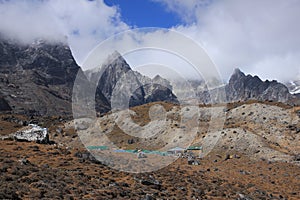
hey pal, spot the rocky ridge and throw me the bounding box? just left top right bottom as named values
left=0, top=35, right=298, bottom=118
left=173, top=68, right=298, bottom=105
left=225, top=68, right=294, bottom=103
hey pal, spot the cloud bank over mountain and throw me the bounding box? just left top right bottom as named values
left=155, top=0, right=300, bottom=81
left=0, top=0, right=129, bottom=64
left=1, top=0, right=299, bottom=82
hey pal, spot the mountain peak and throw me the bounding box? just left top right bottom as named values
left=111, top=50, right=122, bottom=58
left=233, top=68, right=245, bottom=76
left=153, top=74, right=163, bottom=80
left=228, top=68, right=246, bottom=85
left=106, top=51, right=123, bottom=62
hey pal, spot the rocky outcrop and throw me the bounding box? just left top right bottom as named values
left=225, top=68, right=293, bottom=103
left=85, top=52, right=178, bottom=108
left=0, top=37, right=110, bottom=116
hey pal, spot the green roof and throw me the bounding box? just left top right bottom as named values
left=87, top=146, right=109, bottom=150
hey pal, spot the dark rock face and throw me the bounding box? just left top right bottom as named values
left=0, top=93, right=11, bottom=111
left=93, top=52, right=135, bottom=102
left=0, top=37, right=110, bottom=116
left=85, top=52, right=178, bottom=109
left=137, top=74, right=177, bottom=104
left=0, top=38, right=79, bottom=84
left=225, top=69, right=293, bottom=103
left=143, top=83, right=177, bottom=104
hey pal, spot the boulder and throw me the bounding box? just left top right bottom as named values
left=12, top=124, right=49, bottom=144
left=294, top=154, right=300, bottom=161
left=135, top=175, right=161, bottom=190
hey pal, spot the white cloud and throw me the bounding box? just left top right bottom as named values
left=49, top=0, right=129, bottom=64
left=152, top=0, right=212, bottom=24
left=83, top=28, right=222, bottom=86
left=0, top=0, right=129, bottom=65
left=0, top=0, right=63, bottom=43
left=1, top=0, right=299, bottom=82
left=155, top=0, right=300, bottom=82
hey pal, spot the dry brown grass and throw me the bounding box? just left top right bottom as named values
left=0, top=101, right=299, bottom=199
left=0, top=138, right=299, bottom=199
left=129, top=101, right=178, bottom=126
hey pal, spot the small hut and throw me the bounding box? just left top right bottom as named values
left=187, top=146, right=202, bottom=150
left=167, top=147, right=185, bottom=155
left=187, top=146, right=203, bottom=157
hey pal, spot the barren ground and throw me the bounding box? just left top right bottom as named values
left=0, top=101, right=300, bottom=199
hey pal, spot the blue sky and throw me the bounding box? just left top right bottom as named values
left=104, top=0, right=182, bottom=28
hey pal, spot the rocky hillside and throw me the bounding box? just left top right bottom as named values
left=1, top=101, right=298, bottom=199
left=83, top=101, right=299, bottom=164
left=85, top=51, right=178, bottom=108
left=0, top=37, right=110, bottom=116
